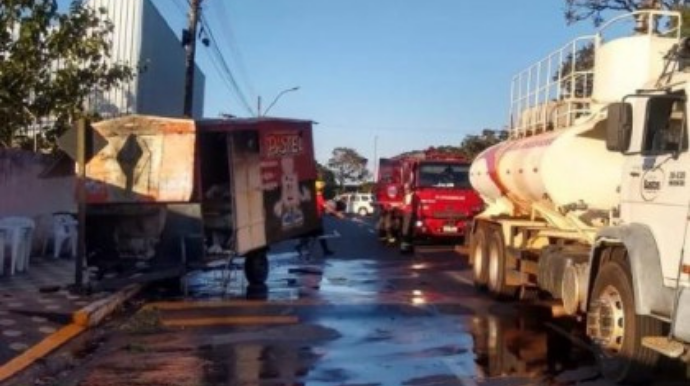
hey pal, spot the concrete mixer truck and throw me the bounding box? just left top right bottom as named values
left=468, top=10, right=690, bottom=382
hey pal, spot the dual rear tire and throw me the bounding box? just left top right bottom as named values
left=471, top=223, right=516, bottom=298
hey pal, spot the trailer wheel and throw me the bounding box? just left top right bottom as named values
left=486, top=228, right=517, bottom=299
left=587, top=257, right=661, bottom=383
left=244, top=250, right=269, bottom=285
left=471, top=226, right=489, bottom=290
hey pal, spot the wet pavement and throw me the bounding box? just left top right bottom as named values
left=0, top=257, right=105, bottom=366
left=32, top=216, right=690, bottom=386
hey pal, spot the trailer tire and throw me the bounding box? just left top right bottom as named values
left=486, top=228, right=517, bottom=299
left=244, top=250, right=269, bottom=285
left=471, top=226, right=489, bottom=290
left=588, top=257, right=661, bottom=384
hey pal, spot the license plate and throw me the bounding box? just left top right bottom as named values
left=442, top=225, right=458, bottom=233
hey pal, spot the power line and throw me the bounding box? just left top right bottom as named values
left=170, top=0, right=188, bottom=16
left=212, top=1, right=256, bottom=101
left=200, top=14, right=255, bottom=116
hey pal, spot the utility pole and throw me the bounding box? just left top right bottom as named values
left=373, top=135, right=379, bottom=180
left=183, top=0, right=202, bottom=117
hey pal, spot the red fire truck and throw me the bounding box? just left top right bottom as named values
left=374, top=149, right=483, bottom=252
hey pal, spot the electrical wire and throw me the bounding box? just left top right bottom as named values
left=200, top=14, right=255, bottom=116
left=170, top=0, right=188, bottom=16
left=212, top=0, right=256, bottom=101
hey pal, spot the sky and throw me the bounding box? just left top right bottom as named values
left=60, top=0, right=597, bottom=167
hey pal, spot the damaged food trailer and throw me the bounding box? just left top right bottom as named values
left=82, top=115, right=321, bottom=285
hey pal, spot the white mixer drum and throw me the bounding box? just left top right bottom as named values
left=470, top=118, right=624, bottom=215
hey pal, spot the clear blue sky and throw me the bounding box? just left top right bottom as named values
left=63, top=0, right=597, bottom=167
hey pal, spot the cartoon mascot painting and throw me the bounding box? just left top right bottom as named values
left=274, top=156, right=311, bottom=229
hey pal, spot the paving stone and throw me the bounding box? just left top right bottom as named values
left=38, top=326, right=57, bottom=334
left=9, top=342, right=29, bottom=351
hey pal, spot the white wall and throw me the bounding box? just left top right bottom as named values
left=0, top=151, right=75, bottom=248
left=84, top=0, right=205, bottom=118
left=85, top=0, right=143, bottom=116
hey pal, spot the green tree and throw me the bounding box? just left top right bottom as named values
left=0, top=0, right=133, bottom=150
left=327, top=147, right=371, bottom=192
left=459, top=129, right=508, bottom=159
left=391, top=129, right=507, bottom=164
left=564, top=0, right=685, bottom=27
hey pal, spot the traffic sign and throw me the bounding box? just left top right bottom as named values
left=57, top=122, right=107, bottom=163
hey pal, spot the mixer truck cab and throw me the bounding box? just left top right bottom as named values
left=468, top=10, right=690, bottom=383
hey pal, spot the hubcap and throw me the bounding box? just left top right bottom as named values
left=588, top=285, right=626, bottom=353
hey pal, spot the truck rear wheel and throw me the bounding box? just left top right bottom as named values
left=244, top=250, right=269, bottom=285
left=471, top=227, right=489, bottom=290
left=587, top=257, right=661, bottom=383
left=486, top=228, right=517, bottom=299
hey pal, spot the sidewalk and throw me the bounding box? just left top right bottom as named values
left=0, top=257, right=105, bottom=366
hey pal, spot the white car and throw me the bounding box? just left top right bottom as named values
left=337, top=193, right=375, bottom=216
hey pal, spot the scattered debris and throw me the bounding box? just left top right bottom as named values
left=120, top=308, right=163, bottom=335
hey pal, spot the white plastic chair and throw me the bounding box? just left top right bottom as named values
left=42, top=213, right=77, bottom=259
left=0, top=216, right=35, bottom=275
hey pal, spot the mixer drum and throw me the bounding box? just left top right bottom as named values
left=469, top=118, right=624, bottom=216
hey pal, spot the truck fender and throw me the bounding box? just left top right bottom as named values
left=586, top=224, right=674, bottom=317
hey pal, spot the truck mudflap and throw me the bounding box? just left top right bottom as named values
left=673, top=287, right=690, bottom=345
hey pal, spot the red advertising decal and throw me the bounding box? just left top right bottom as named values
left=259, top=121, right=320, bottom=243
left=260, top=125, right=316, bottom=191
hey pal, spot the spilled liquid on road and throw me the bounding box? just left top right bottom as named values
left=178, top=245, right=607, bottom=386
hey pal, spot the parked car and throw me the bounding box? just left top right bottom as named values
left=337, top=193, right=375, bottom=216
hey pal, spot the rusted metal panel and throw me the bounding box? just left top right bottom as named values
left=85, top=115, right=196, bottom=203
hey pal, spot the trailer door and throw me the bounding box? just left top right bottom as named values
left=228, top=132, right=266, bottom=255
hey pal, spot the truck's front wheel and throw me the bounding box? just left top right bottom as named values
left=244, top=250, right=269, bottom=285
left=587, top=257, right=661, bottom=383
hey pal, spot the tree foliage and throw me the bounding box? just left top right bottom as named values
left=393, top=129, right=508, bottom=162
left=458, top=129, right=509, bottom=159
left=565, top=0, right=686, bottom=27
left=327, top=147, right=371, bottom=190
left=0, top=0, right=134, bottom=150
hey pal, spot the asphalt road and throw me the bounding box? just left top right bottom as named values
left=43, top=216, right=689, bottom=386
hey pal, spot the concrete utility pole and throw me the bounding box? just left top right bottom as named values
left=183, top=0, right=202, bottom=117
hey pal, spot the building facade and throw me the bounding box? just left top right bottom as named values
left=86, top=0, right=205, bottom=119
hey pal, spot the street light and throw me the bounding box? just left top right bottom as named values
left=258, top=86, right=300, bottom=117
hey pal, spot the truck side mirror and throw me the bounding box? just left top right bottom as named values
left=606, top=102, right=633, bottom=152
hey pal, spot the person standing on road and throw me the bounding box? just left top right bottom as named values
left=296, top=181, right=342, bottom=257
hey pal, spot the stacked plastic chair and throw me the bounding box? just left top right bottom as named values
left=0, top=216, right=36, bottom=275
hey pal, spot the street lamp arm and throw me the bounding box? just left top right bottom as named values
left=262, top=86, right=300, bottom=116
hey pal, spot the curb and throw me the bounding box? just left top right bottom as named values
left=0, top=283, right=142, bottom=383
